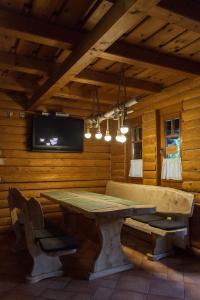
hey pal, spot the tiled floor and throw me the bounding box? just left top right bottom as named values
left=0, top=233, right=200, bottom=300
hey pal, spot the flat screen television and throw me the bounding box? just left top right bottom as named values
left=31, top=115, right=84, bottom=152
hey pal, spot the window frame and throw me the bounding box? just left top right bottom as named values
left=160, top=111, right=182, bottom=184
left=131, top=127, right=142, bottom=160
left=126, top=117, right=143, bottom=182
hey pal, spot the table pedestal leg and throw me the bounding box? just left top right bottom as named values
left=89, top=217, right=133, bottom=280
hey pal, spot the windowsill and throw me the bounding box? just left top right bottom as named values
left=161, top=179, right=182, bottom=183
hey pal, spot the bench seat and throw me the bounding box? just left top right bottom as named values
left=132, top=214, right=164, bottom=224
left=106, top=180, right=194, bottom=261
left=149, top=219, right=186, bottom=230
left=125, top=218, right=188, bottom=260
left=39, top=235, right=79, bottom=253
left=34, top=229, right=56, bottom=240
left=125, top=218, right=187, bottom=237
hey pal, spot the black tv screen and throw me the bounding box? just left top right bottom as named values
left=31, top=115, right=84, bottom=152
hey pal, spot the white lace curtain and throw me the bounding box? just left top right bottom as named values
left=161, top=157, right=182, bottom=180
left=129, top=159, right=143, bottom=178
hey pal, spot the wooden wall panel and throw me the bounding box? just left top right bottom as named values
left=0, top=101, right=111, bottom=232
left=110, top=142, right=126, bottom=182
left=110, top=120, right=126, bottom=182
left=142, top=111, right=158, bottom=185
left=182, top=98, right=200, bottom=195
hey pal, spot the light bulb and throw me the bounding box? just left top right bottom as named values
left=95, top=132, right=102, bottom=139
left=104, top=129, right=112, bottom=142
left=95, top=129, right=102, bottom=140
left=119, top=134, right=126, bottom=143
left=120, top=126, right=129, bottom=134
left=84, top=132, right=92, bottom=139
left=115, top=129, right=126, bottom=143
left=104, top=134, right=112, bottom=142
left=115, top=130, right=122, bottom=142
left=84, top=127, right=92, bottom=139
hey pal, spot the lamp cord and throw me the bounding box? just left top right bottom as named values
left=117, top=65, right=127, bottom=106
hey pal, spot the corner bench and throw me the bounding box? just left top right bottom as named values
left=105, top=181, right=194, bottom=261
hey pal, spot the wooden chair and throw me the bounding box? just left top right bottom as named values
left=8, top=188, right=78, bottom=283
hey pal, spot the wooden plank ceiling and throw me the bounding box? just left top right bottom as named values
left=0, top=0, right=199, bottom=118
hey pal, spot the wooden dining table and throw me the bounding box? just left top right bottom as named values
left=41, top=190, right=155, bottom=280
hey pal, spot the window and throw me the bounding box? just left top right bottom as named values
left=132, top=127, right=142, bottom=159
left=164, top=118, right=180, bottom=158
left=161, top=116, right=182, bottom=181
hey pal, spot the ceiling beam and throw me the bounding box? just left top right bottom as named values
left=74, top=69, right=163, bottom=92
left=0, top=76, right=39, bottom=93
left=28, top=0, right=160, bottom=109
left=1, top=2, right=199, bottom=51
left=0, top=8, right=81, bottom=49
left=99, top=41, right=200, bottom=76
left=2, top=39, right=199, bottom=81
left=0, top=51, right=162, bottom=92
left=55, top=85, right=117, bottom=105
left=148, top=2, right=200, bottom=34
left=36, top=104, right=92, bottom=118
left=0, top=51, right=55, bottom=75
left=0, top=4, right=199, bottom=80
left=44, top=97, right=110, bottom=112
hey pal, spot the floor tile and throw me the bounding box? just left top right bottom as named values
left=149, top=278, right=184, bottom=298
left=118, top=275, right=150, bottom=294
left=41, top=288, right=74, bottom=300
left=110, top=290, right=147, bottom=300
left=184, top=271, right=200, bottom=284
left=93, top=287, right=114, bottom=300
left=147, top=295, right=182, bottom=300
left=64, top=279, right=97, bottom=293
left=185, top=282, right=200, bottom=300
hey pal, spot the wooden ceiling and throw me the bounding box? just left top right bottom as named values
left=0, top=0, right=200, bottom=118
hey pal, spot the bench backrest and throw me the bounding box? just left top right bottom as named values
left=8, top=188, right=39, bottom=253
left=106, top=181, right=194, bottom=216
left=8, top=188, right=27, bottom=225
left=28, top=198, right=45, bottom=230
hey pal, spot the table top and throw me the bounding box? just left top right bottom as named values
left=41, top=190, right=155, bottom=219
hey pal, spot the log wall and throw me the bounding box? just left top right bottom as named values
left=142, top=111, right=158, bottom=186
left=0, top=94, right=110, bottom=233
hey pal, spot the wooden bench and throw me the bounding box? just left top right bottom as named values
left=8, top=188, right=78, bottom=283
left=105, top=181, right=194, bottom=261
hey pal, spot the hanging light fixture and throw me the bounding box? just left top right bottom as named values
left=95, top=118, right=102, bottom=140
left=104, top=119, right=112, bottom=142
left=120, top=107, right=129, bottom=134
left=119, top=67, right=129, bottom=135
left=119, top=133, right=126, bottom=143
left=94, top=88, right=103, bottom=140
left=84, top=123, right=92, bottom=139
left=115, top=65, right=128, bottom=143
left=115, top=117, right=126, bottom=143
left=84, top=65, right=138, bottom=142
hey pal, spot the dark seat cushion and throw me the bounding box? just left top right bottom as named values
left=34, top=229, right=56, bottom=240
left=39, top=235, right=79, bottom=252
left=132, top=214, right=165, bottom=224
left=149, top=220, right=186, bottom=230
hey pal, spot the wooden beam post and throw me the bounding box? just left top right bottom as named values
left=99, top=42, right=200, bottom=76
left=74, top=69, right=163, bottom=92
